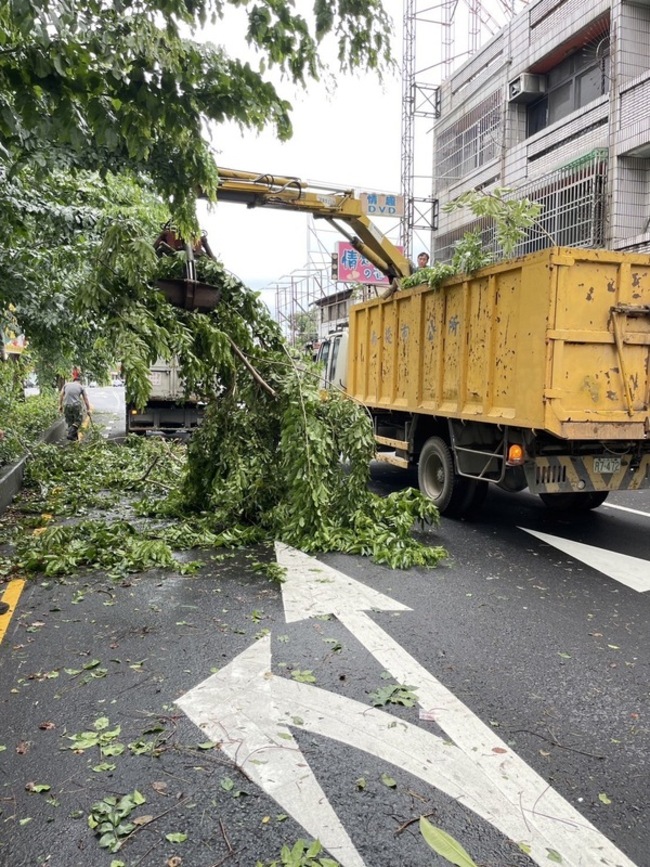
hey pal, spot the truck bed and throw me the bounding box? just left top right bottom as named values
left=347, top=247, right=650, bottom=440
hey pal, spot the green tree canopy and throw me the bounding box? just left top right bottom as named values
left=1, top=0, right=393, bottom=225
left=0, top=0, right=394, bottom=374
left=1, top=166, right=169, bottom=383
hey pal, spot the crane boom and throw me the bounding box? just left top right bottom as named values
left=214, top=167, right=412, bottom=285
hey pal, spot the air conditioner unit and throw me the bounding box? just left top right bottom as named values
left=508, top=73, right=546, bottom=103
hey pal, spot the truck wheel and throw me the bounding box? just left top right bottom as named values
left=539, top=491, right=609, bottom=511
left=418, top=436, right=483, bottom=517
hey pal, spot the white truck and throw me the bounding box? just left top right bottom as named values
left=125, top=358, right=204, bottom=437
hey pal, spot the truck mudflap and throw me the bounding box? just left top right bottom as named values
left=525, top=454, right=650, bottom=494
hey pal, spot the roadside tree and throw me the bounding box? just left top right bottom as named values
left=0, top=0, right=394, bottom=373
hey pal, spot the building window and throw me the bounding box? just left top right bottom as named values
left=527, top=38, right=610, bottom=136
left=519, top=152, right=608, bottom=253
left=436, top=91, right=502, bottom=187
left=433, top=150, right=608, bottom=262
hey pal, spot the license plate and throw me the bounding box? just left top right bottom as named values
left=594, top=456, right=621, bottom=474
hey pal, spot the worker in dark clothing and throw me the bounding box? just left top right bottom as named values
left=59, top=367, right=91, bottom=440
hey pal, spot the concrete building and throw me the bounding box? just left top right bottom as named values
left=432, top=0, right=650, bottom=261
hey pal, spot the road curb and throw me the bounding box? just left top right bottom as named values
left=0, top=418, right=66, bottom=514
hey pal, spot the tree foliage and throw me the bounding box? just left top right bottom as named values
left=0, top=1, right=450, bottom=569
left=0, top=357, right=58, bottom=466
left=1, top=0, right=393, bottom=226
left=1, top=0, right=394, bottom=374
left=141, top=256, right=447, bottom=568
left=1, top=166, right=169, bottom=382
left=444, top=188, right=544, bottom=257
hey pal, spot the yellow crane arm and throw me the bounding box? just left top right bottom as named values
left=213, top=168, right=412, bottom=283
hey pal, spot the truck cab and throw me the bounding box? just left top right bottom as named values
left=316, top=330, right=348, bottom=393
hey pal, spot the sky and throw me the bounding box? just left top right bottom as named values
left=195, top=3, right=516, bottom=295
left=196, top=8, right=406, bottom=292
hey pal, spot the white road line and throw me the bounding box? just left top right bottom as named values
left=274, top=543, right=638, bottom=867
left=521, top=528, right=650, bottom=593
left=177, top=637, right=366, bottom=867
left=178, top=635, right=638, bottom=867
left=603, top=502, right=650, bottom=518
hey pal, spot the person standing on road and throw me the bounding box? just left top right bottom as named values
left=59, top=367, right=91, bottom=440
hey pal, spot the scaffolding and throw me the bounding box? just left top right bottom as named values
left=399, top=0, right=441, bottom=257
left=272, top=218, right=390, bottom=345
left=400, top=0, right=527, bottom=257
left=272, top=220, right=339, bottom=345
left=276, top=1, right=527, bottom=334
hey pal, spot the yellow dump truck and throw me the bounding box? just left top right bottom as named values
left=321, top=247, right=650, bottom=516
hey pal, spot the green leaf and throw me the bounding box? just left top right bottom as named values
left=598, top=792, right=612, bottom=805
left=290, top=669, right=316, bottom=684
left=324, top=638, right=342, bottom=652
left=547, top=850, right=563, bottom=863
left=98, top=832, right=116, bottom=850
left=27, top=783, right=51, bottom=793
left=419, top=818, right=479, bottom=867
left=380, top=774, right=396, bottom=788
left=165, top=832, right=188, bottom=843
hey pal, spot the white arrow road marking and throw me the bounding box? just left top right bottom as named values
left=521, top=528, right=650, bottom=593
left=177, top=635, right=636, bottom=867
left=273, top=542, right=638, bottom=867
left=177, top=636, right=366, bottom=867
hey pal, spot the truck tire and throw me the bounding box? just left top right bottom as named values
left=539, top=491, right=609, bottom=511
left=418, top=436, right=485, bottom=518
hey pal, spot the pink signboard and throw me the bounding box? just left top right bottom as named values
left=335, top=242, right=403, bottom=286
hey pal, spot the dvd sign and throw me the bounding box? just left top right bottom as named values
left=360, top=192, right=404, bottom=217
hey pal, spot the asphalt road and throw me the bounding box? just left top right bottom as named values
left=87, top=385, right=126, bottom=439
left=0, top=418, right=648, bottom=867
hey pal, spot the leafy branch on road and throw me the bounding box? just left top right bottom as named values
left=88, top=789, right=147, bottom=854
left=369, top=680, right=419, bottom=708
left=4, top=405, right=447, bottom=579
left=256, top=838, right=340, bottom=867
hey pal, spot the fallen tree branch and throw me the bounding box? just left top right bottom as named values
left=510, top=728, right=605, bottom=760
left=227, top=336, right=277, bottom=399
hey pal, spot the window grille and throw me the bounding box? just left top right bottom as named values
left=434, top=149, right=608, bottom=263
left=435, top=91, right=502, bottom=189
